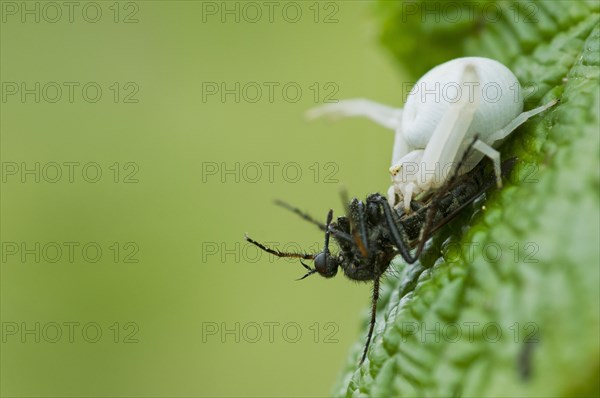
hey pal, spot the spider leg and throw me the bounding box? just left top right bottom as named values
left=425, top=157, right=518, bottom=238
left=391, top=131, right=411, bottom=168
left=360, top=275, right=380, bottom=365
left=244, top=234, right=315, bottom=260
left=472, top=140, right=502, bottom=188
left=306, top=98, right=402, bottom=130
left=307, top=99, right=411, bottom=168
left=413, top=136, right=481, bottom=256
left=418, top=63, right=480, bottom=192
left=487, top=99, right=558, bottom=143
left=274, top=199, right=326, bottom=231
left=473, top=99, right=557, bottom=187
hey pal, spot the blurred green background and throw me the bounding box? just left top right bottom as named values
left=0, top=2, right=407, bottom=397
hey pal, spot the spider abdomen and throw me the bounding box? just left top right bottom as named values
left=403, top=57, right=523, bottom=149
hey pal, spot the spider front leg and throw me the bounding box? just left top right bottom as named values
left=307, top=99, right=412, bottom=169
left=306, top=98, right=403, bottom=130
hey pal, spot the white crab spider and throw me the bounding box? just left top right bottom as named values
left=307, top=57, right=557, bottom=211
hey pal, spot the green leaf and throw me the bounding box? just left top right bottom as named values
left=334, top=1, right=600, bottom=396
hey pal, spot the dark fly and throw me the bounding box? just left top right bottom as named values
left=245, top=147, right=517, bottom=364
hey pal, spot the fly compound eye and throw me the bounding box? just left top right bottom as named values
left=313, top=252, right=328, bottom=274
left=313, top=252, right=338, bottom=278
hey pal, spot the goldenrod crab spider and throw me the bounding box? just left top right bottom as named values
left=307, top=57, right=557, bottom=211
